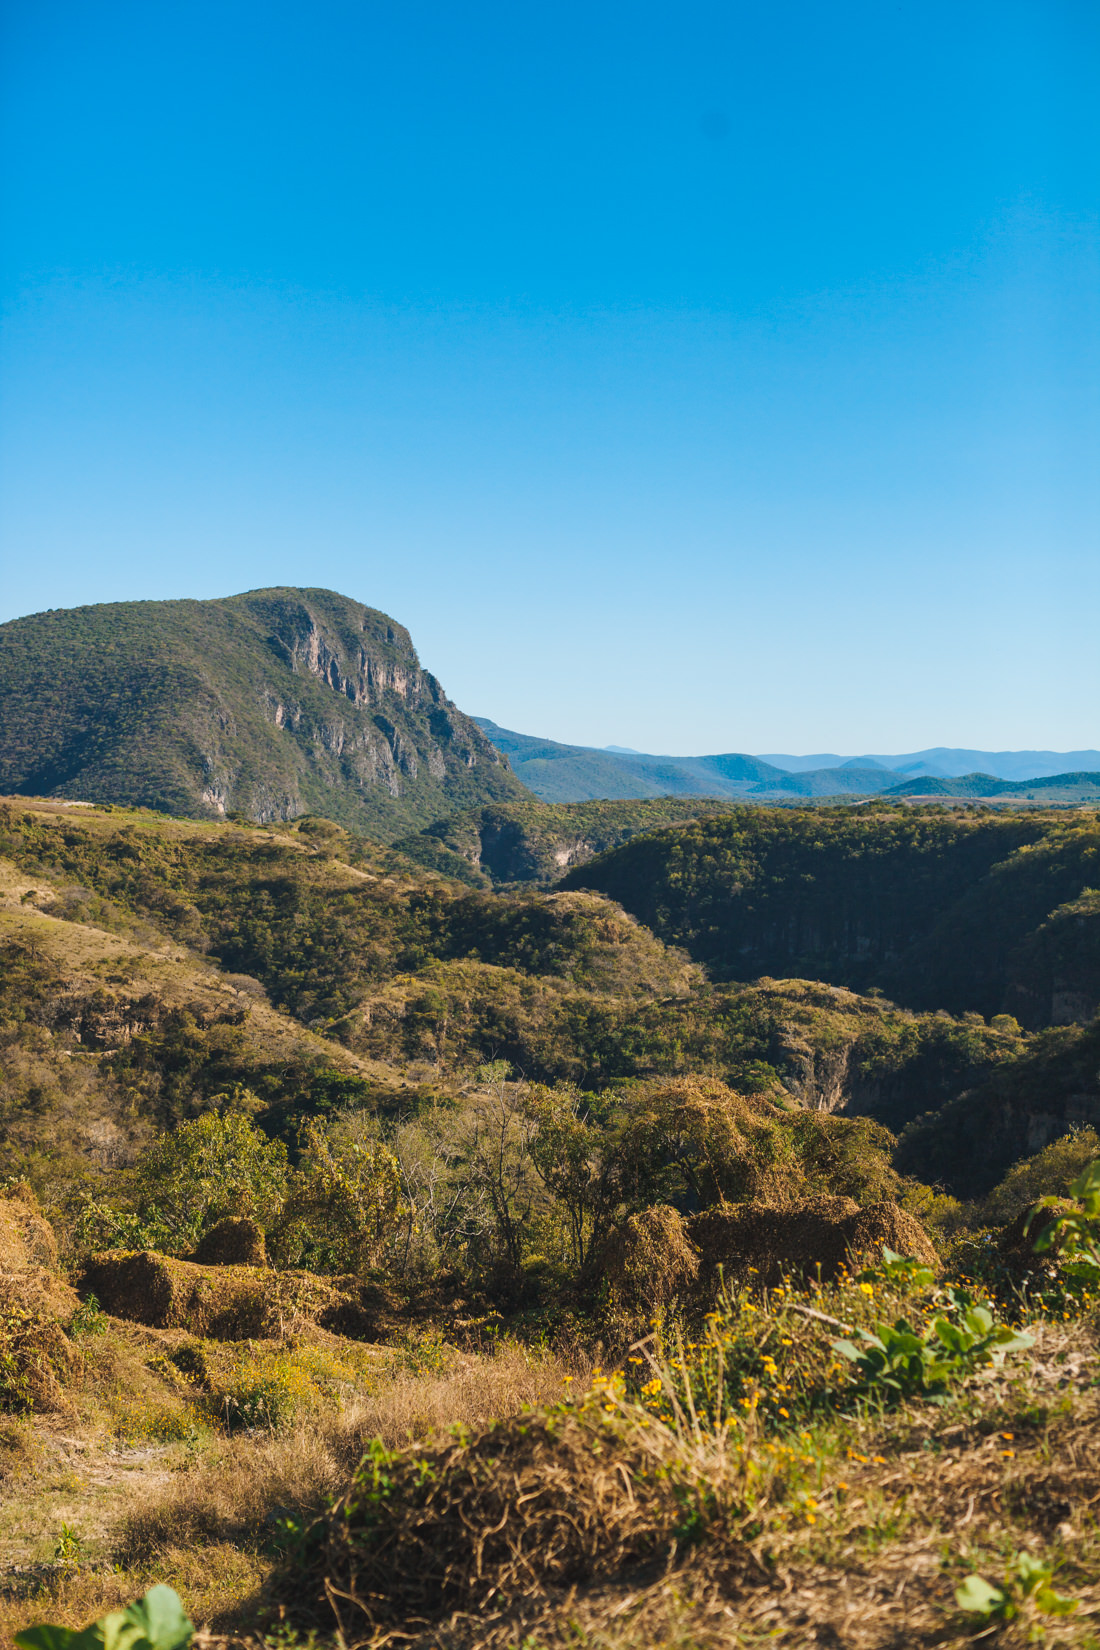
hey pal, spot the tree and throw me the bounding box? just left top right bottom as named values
left=132, top=1112, right=287, bottom=1250
left=275, top=1122, right=406, bottom=1273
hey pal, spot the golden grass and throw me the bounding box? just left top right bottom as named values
left=5, top=1316, right=1100, bottom=1648
left=118, top=1338, right=582, bottom=1567
left=259, top=1319, right=1100, bottom=1650
left=0, top=1336, right=581, bottom=1643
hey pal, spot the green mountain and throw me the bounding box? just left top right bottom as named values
left=474, top=719, right=789, bottom=801
left=476, top=721, right=1100, bottom=806
left=886, top=770, right=1100, bottom=801
left=0, top=588, right=529, bottom=839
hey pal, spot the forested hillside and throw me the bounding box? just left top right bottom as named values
left=562, top=805, right=1100, bottom=1022
left=2, top=796, right=1098, bottom=1205
left=0, top=589, right=527, bottom=837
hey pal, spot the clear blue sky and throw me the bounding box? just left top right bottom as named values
left=1, top=0, right=1097, bottom=754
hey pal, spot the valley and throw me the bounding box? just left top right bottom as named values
left=1, top=594, right=1099, bottom=1648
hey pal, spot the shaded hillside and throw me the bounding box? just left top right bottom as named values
left=0, top=589, right=527, bottom=840
left=896, top=1015, right=1100, bottom=1197
left=561, top=806, right=1100, bottom=1019
left=394, top=797, right=749, bottom=884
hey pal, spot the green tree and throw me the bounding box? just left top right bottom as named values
left=133, top=1112, right=287, bottom=1250
left=276, top=1122, right=406, bottom=1273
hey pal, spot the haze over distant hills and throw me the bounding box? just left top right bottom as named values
left=760, top=748, right=1100, bottom=781
left=475, top=719, right=1100, bottom=805
left=0, top=588, right=1095, bottom=832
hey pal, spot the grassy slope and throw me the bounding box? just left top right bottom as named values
left=0, top=589, right=529, bottom=840
left=0, top=827, right=405, bottom=1187
left=4, top=799, right=1100, bottom=1644
left=5, top=1262, right=1099, bottom=1648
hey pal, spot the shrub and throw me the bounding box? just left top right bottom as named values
left=983, top=1129, right=1100, bottom=1225
left=0, top=1272, right=80, bottom=1413
left=628, top=1249, right=1032, bottom=1432
left=132, top=1112, right=287, bottom=1253
left=275, top=1122, right=406, bottom=1274
left=832, top=1294, right=1032, bottom=1404
left=955, top=1552, right=1077, bottom=1632
left=599, top=1205, right=700, bottom=1314
left=1023, top=1156, right=1100, bottom=1309
left=307, top=1406, right=744, bottom=1642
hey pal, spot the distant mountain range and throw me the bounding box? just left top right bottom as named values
left=759, top=748, right=1100, bottom=781
left=0, top=588, right=1095, bottom=835
left=475, top=720, right=1100, bottom=805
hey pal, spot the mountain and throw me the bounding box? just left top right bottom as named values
left=475, top=720, right=796, bottom=802
left=886, top=771, right=1100, bottom=801
left=0, top=588, right=529, bottom=839
left=762, top=747, right=1100, bottom=780
left=477, top=720, right=1100, bottom=804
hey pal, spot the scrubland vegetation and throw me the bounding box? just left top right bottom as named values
left=2, top=796, right=1100, bottom=1647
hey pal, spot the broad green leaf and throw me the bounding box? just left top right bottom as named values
left=15, top=1630, right=79, bottom=1650
left=1069, top=1159, right=1100, bottom=1208
left=955, top=1575, right=1004, bottom=1616
left=119, top=1588, right=192, bottom=1650
left=94, top=1615, right=147, bottom=1650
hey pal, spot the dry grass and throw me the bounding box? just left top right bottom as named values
left=0, top=1186, right=60, bottom=1272
left=8, top=1319, right=1100, bottom=1649
left=689, top=1196, right=938, bottom=1290
left=241, top=1319, right=1100, bottom=1650
left=78, top=1251, right=370, bottom=1341
left=119, top=1338, right=581, bottom=1565
left=0, top=1337, right=579, bottom=1643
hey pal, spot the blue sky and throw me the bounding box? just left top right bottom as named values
left=1, top=0, right=1097, bottom=753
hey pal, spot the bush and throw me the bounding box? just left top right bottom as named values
left=983, top=1129, right=1100, bottom=1226
left=275, top=1122, right=406, bottom=1274
left=307, top=1407, right=741, bottom=1642
left=0, top=1272, right=80, bottom=1413
left=132, top=1112, right=287, bottom=1253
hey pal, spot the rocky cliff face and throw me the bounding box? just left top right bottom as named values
left=0, top=587, right=530, bottom=839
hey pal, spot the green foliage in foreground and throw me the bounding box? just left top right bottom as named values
left=832, top=1292, right=1033, bottom=1405
left=956, top=1554, right=1078, bottom=1634
left=15, top=1587, right=192, bottom=1650
left=1028, top=1156, right=1100, bottom=1298
left=626, top=1243, right=1035, bottom=1436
